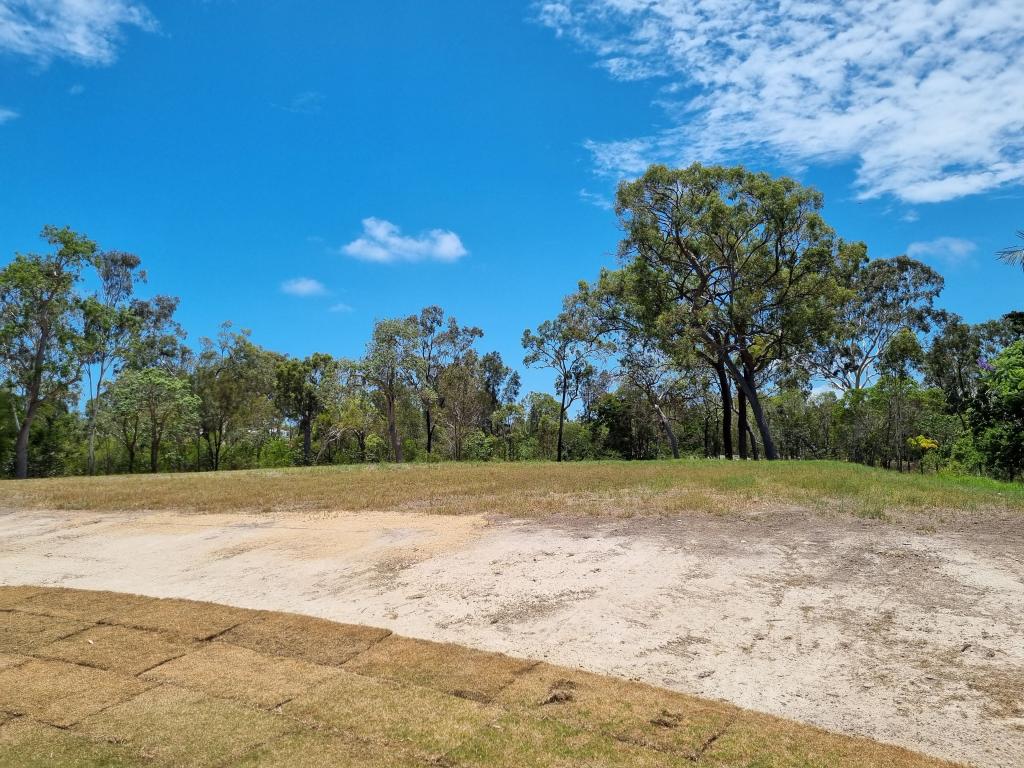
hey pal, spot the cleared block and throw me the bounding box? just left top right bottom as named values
left=11, top=587, right=152, bottom=623
left=283, top=671, right=493, bottom=756
left=77, top=684, right=296, bottom=768
left=220, top=611, right=390, bottom=666
left=106, top=597, right=254, bottom=640
left=344, top=635, right=535, bottom=701
left=232, top=732, right=436, bottom=767
left=0, top=586, right=46, bottom=610
left=0, top=658, right=151, bottom=727
left=700, top=710, right=957, bottom=768
left=0, top=718, right=143, bottom=767
left=37, top=624, right=193, bottom=675
left=496, top=662, right=737, bottom=758
left=0, top=611, right=91, bottom=654
left=141, top=643, right=337, bottom=708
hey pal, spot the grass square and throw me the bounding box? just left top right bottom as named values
left=220, top=611, right=390, bottom=666
left=0, top=586, right=46, bottom=610
left=0, top=658, right=151, bottom=727
left=142, top=643, right=337, bottom=709
left=107, top=596, right=254, bottom=640
left=0, top=652, right=27, bottom=671
left=449, top=713, right=691, bottom=767
left=497, top=662, right=736, bottom=758
left=11, top=588, right=153, bottom=623
left=37, top=624, right=194, bottom=675
left=283, top=671, right=494, bottom=756
left=700, top=711, right=955, bottom=768
left=232, top=732, right=437, bottom=767
left=0, top=718, right=143, bottom=767
left=77, top=684, right=296, bottom=768
left=0, top=611, right=92, bottom=654
left=344, top=635, right=535, bottom=701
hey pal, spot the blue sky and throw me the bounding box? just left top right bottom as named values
left=1, top=0, right=1022, bottom=396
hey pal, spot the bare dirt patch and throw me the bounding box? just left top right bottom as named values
left=1, top=507, right=1021, bottom=767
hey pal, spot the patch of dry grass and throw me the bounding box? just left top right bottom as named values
left=142, top=643, right=337, bottom=708
left=343, top=635, right=536, bottom=702
left=77, top=685, right=296, bottom=768
left=218, top=610, right=390, bottom=666
left=11, top=587, right=153, bottom=623
left=282, top=670, right=493, bottom=757
left=0, top=611, right=92, bottom=654
left=3, top=460, right=1022, bottom=520
left=0, top=586, right=963, bottom=767
left=0, top=586, right=45, bottom=610
left=37, top=624, right=194, bottom=675
left=0, top=658, right=151, bottom=727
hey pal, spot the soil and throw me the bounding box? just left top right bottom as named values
left=1, top=506, right=1021, bottom=768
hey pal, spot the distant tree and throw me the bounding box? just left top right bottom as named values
left=438, top=351, right=489, bottom=460
left=811, top=250, right=943, bottom=391
left=615, top=164, right=840, bottom=460
left=193, top=324, right=278, bottom=470
left=523, top=301, right=606, bottom=462
left=80, top=249, right=146, bottom=475
left=276, top=353, right=338, bottom=465
left=0, top=226, right=96, bottom=479
left=971, top=340, right=1024, bottom=480
left=362, top=317, right=418, bottom=462
left=408, top=307, right=482, bottom=455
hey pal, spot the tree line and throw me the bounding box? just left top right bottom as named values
left=2, top=165, right=1023, bottom=480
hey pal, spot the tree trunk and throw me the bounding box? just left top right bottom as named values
left=747, top=421, right=760, bottom=460
left=386, top=396, right=403, bottom=463
left=301, top=417, right=312, bottom=465
left=13, top=407, right=35, bottom=480
left=653, top=402, right=680, bottom=459
left=715, top=362, right=733, bottom=459
left=737, top=388, right=749, bottom=460
left=150, top=437, right=160, bottom=473
left=425, top=408, right=433, bottom=454
left=733, top=370, right=778, bottom=460
left=556, top=387, right=567, bottom=463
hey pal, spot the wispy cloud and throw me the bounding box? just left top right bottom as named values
left=579, top=187, right=613, bottom=210
left=68, top=83, right=85, bottom=95
left=329, top=302, right=354, bottom=313
left=537, top=0, right=1024, bottom=204
left=342, top=217, right=468, bottom=264
left=274, top=91, right=325, bottom=115
left=907, top=237, right=977, bottom=268
left=0, top=107, right=18, bottom=124
left=281, top=277, right=328, bottom=296
left=0, top=0, right=157, bottom=66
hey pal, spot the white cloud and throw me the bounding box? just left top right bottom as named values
left=68, top=83, right=85, bottom=95
left=579, top=187, right=613, bottom=210
left=907, top=237, right=977, bottom=268
left=281, top=277, right=327, bottom=297
left=0, top=107, right=18, bottom=123
left=274, top=91, right=324, bottom=115
left=0, top=0, right=156, bottom=66
left=342, top=217, right=468, bottom=264
left=537, top=0, right=1024, bottom=203
left=328, top=302, right=354, bottom=313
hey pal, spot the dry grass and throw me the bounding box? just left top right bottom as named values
left=0, top=586, right=964, bottom=767
left=3, top=460, right=1022, bottom=520
left=218, top=611, right=390, bottom=666
left=142, top=643, right=337, bottom=708
left=344, top=635, right=536, bottom=701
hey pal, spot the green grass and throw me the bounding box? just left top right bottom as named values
left=1, top=459, right=1022, bottom=520
left=0, top=587, right=962, bottom=767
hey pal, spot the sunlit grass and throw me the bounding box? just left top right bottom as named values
left=2, top=460, right=1021, bottom=520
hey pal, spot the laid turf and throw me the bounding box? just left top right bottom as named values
left=0, top=585, right=964, bottom=767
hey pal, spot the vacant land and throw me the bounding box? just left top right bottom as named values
left=4, top=459, right=1024, bottom=519
left=0, top=586, right=960, bottom=767
left=2, top=461, right=1022, bottom=767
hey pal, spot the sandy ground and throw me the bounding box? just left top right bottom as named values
left=1, top=506, right=1022, bottom=768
